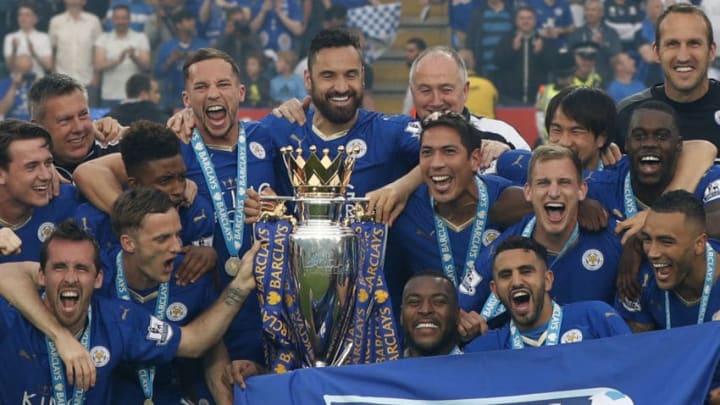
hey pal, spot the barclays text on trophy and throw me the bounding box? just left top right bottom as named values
left=254, top=145, right=399, bottom=371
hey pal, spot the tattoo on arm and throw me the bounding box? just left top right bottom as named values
left=223, top=287, right=247, bottom=306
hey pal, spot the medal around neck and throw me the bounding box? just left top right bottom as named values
left=259, top=145, right=362, bottom=367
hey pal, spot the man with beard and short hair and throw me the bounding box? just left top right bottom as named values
left=464, top=236, right=629, bottom=352
left=74, top=47, right=278, bottom=364
left=616, top=4, right=720, bottom=155
left=459, top=145, right=623, bottom=323
left=74, top=120, right=216, bottom=285
left=401, top=271, right=462, bottom=357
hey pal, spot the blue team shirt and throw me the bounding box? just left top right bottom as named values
left=259, top=108, right=420, bottom=203
left=181, top=121, right=278, bottom=362
left=248, top=0, right=303, bottom=51
left=459, top=215, right=622, bottom=313
left=390, top=174, right=511, bottom=281
left=74, top=194, right=215, bottom=251
left=464, top=301, right=630, bottom=352
left=0, top=295, right=181, bottom=404
left=98, top=249, right=217, bottom=404
left=615, top=258, right=720, bottom=329
left=526, top=0, right=574, bottom=49
left=0, top=184, right=79, bottom=263
left=586, top=157, right=720, bottom=219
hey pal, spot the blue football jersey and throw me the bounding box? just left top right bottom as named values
left=0, top=295, right=181, bottom=404
left=464, top=301, right=630, bottom=352
left=459, top=215, right=622, bottom=313
left=615, top=259, right=720, bottom=330
left=0, top=184, right=80, bottom=263
left=75, top=194, right=214, bottom=252
left=181, top=122, right=278, bottom=362
left=99, top=248, right=218, bottom=404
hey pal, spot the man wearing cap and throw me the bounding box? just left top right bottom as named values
left=572, top=42, right=603, bottom=88
left=535, top=50, right=577, bottom=142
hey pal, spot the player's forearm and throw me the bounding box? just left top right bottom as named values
left=204, top=342, right=233, bottom=405
left=74, top=153, right=127, bottom=214
left=667, top=140, right=717, bottom=193
left=178, top=285, right=252, bottom=358
left=393, top=165, right=423, bottom=196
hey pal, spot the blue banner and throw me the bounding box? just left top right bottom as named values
left=235, top=322, right=720, bottom=404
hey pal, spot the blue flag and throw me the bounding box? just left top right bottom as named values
left=235, top=322, right=720, bottom=404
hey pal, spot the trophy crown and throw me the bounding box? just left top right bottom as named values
left=281, top=145, right=359, bottom=196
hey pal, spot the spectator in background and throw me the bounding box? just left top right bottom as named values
left=494, top=6, right=552, bottom=106
left=458, top=48, right=497, bottom=119
left=348, top=26, right=375, bottom=110
left=144, top=0, right=184, bottom=51
left=3, top=1, right=52, bottom=78
left=250, top=0, right=304, bottom=52
left=103, top=0, right=155, bottom=32
left=0, top=54, right=35, bottom=120
left=604, top=0, right=643, bottom=51
left=94, top=4, right=151, bottom=107
left=243, top=52, right=272, bottom=108
left=293, top=5, right=347, bottom=78
left=188, top=0, right=227, bottom=42
left=155, top=8, right=209, bottom=111
left=106, top=73, right=169, bottom=125
left=634, top=0, right=663, bottom=86
left=535, top=50, right=576, bottom=142
left=448, top=0, right=481, bottom=49
left=527, top=0, right=576, bottom=51
left=296, top=0, right=331, bottom=60
left=48, top=0, right=102, bottom=106
left=606, top=52, right=644, bottom=103
left=568, top=0, right=622, bottom=85
left=465, top=0, right=514, bottom=83
left=572, top=42, right=602, bottom=88
left=214, top=6, right=260, bottom=76
left=402, top=37, right=426, bottom=115
left=270, top=50, right=306, bottom=105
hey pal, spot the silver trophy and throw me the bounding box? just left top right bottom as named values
left=267, top=146, right=361, bottom=367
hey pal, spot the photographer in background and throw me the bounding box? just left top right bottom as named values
left=0, top=54, right=35, bottom=120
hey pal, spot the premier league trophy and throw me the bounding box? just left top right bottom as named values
left=255, top=145, right=372, bottom=369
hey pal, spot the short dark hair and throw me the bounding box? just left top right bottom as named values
left=125, top=73, right=153, bottom=99
left=650, top=190, right=706, bottom=228
left=29, top=73, right=86, bottom=121
left=406, top=37, right=427, bottom=51
left=18, top=0, right=38, bottom=14
left=545, top=86, right=616, bottom=150
left=111, top=188, right=176, bottom=237
left=628, top=99, right=681, bottom=141
left=656, top=4, right=714, bottom=47
left=0, top=119, right=52, bottom=170
left=40, top=220, right=101, bottom=274
left=403, top=270, right=458, bottom=306
left=528, top=144, right=583, bottom=183
left=183, top=47, right=242, bottom=84
left=120, top=120, right=181, bottom=177
left=112, top=4, right=130, bottom=14
left=308, top=29, right=363, bottom=74
left=492, top=236, right=548, bottom=273
left=420, top=111, right=482, bottom=155
left=515, top=5, right=536, bottom=18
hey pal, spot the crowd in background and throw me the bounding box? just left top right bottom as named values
left=2, top=0, right=719, bottom=124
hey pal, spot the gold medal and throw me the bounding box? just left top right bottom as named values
left=225, top=256, right=242, bottom=276
left=143, top=399, right=154, bottom=405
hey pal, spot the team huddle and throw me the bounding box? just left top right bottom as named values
left=1, top=3, right=720, bottom=404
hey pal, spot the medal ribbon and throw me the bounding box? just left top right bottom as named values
left=509, top=301, right=562, bottom=349
left=115, top=252, right=169, bottom=401
left=480, top=217, right=579, bottom=319
left=665, top=243, right=716, bottom=329
left=191, top=126, right=247, bottom=259
left=46, top=305, right=91, bottom=405
left=431, top=176, right=489, bottom=286
left=623, top=172, right=639, bottom=218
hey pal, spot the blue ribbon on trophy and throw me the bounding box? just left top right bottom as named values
left=254, top=145, right=399, bottom=369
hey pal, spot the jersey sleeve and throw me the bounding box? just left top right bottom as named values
left=614, top=263, right=656, bottom=327
left=458, top=248, right=494, bottom=313
left=182, top=195, right=215, bottom=247
left=586, top=301, right=632, bottom=338
left=111, top=299, right=182, bottom=364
